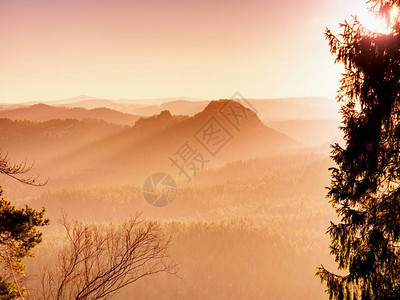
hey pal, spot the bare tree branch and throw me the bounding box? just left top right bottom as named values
left=0, top=151, right=48, bottom=186
left=38, top=214, right=178, bottom=300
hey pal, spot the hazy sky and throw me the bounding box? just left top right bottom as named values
left=0, top=0, right=374, bottom=103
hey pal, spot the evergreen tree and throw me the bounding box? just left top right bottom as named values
left=0, top=187, right=49, bottom=299
left=0, top=153, right=49, bottom=299
left=317, top=1, right=400, bottom=299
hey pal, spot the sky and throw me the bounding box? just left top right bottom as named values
left=0, top=0, right=378, bottom=103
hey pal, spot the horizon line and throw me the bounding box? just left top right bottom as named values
left=0, top=94, right=336, bottom=105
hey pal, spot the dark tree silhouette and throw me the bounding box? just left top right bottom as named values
left=317, top=0, right=400, bottom=299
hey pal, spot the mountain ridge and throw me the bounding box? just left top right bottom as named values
left=0, top=100, right=302, bottom=186
left=0, top=103, right=141, bottom=126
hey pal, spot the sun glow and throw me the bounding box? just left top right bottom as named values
left=357, top=6, right=399, bottom=34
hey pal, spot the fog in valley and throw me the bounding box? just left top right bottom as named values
left=0, top=96, right=341, bottom=299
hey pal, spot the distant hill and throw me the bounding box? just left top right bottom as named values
left=0, top=103, right=141, bottom=126
left=122, top=97, right=340, bottom=121
left=312, top=134, right=345, bottom=155
left=57, top=98, right=209, bottom=116
left=59, top=97, right=141, bottom=112
left=247, top=97, right=340, bottom=122
left=18, top=95, right=103, bottom=106
left=129, top=100, right=210, bottom=116
left=4, top=95, right=340, bottom=122
left=43, top=99, right=302, bottom=185
left=64, top=99, right=128, bottom=110
left=22, top=95, right=206, bottom=109
left=0, top=104, right=26, bottom=111
left=266, top=119, right=341, bottom=147
left=125, top=97, right=340, bottom=121
left=0, top=100, right=302, bottom=186
left=116, top=99, right=301, bottom=170
left=0, top=118, right=124, bottom=163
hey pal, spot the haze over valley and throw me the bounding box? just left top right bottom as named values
left=1, top=0, right=374, bottom=298
left=0, top=95, right=341, bottom=299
